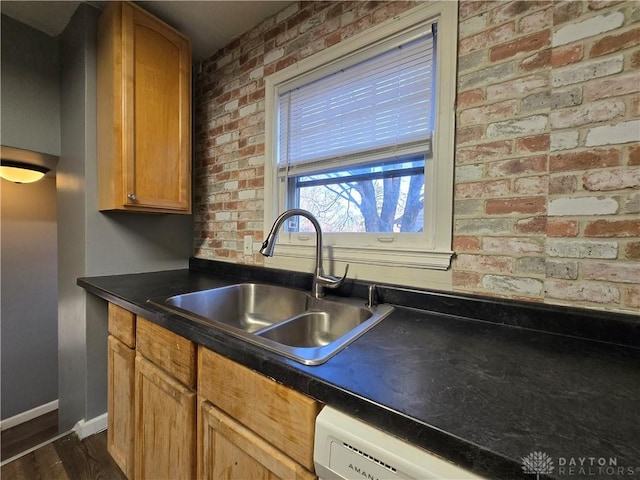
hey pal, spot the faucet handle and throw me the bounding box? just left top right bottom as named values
left=318, top=264, right=349, bottom=289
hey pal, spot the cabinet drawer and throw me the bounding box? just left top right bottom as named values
left=198, top=399, right=315, bottom=480
left=108, top=303, right=135, bottom=347
left=136, top=317, right=196, bottom=389
left=198, top=348, right=321, bottom=471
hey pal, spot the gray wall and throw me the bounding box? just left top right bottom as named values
left=1, top=14, right=60, bottom=155
left=57, top=4, right=193, bottom=430
left=0, top=15, right=60, bottom=420
left=1, top=179, right=58, bottom=419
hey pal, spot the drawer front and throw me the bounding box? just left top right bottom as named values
left=108, top=303, right=136, bottom=347
left=198, top=347, right=322, bottom=471
left=136, top=316, right=196, bottom=389
left=198, top=399, right=316, bottom=480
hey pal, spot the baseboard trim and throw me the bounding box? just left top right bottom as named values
left=0, top=400, right=59, bottom=431
left=73, top=412, right=108, bottom=440
left=0, top=430, right=71, bottom=467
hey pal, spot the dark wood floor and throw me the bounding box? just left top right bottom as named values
left=1, top=430, right=126, bottom=480
left=1, top=410, right=59, bottom=461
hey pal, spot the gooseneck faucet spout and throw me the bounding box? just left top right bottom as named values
left=260, top=209, right=349, bottom=298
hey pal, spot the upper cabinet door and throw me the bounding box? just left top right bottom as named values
left=98, top=1, right=192, bottom=214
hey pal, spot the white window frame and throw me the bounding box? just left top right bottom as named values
left=263, top=2, right=457, bottom=281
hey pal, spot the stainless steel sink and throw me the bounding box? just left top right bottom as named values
left=159, top=283, right=309, bottom=333
left=149, top=283, right=394, bottom=365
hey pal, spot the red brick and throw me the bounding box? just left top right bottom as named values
left=487, top=75, right=549, bottom=101
left=487, top=155, right=547, bottom=177
left=458, top=89, right=485, bottom=109
left=341, top=15, right=374, bottom=40
left=549, top=149, right=620, bottom=172
left=632, top=49, right=640, bottom=69
left=630, top=145, right=640, bottom=166
left=455, top=179, right=511, bottom=199
left=456, top=140, right=512, bottom=165
left=490, top=31, right=551, bottom=62
left=545, top=279, right=620, bottom=304
left=456, top=126, right=486, bottom=146
left=548, top=175, right=577, bottom=194
left=486, top=196, right=546, bottom=215
left=452, top=271, right=482, bottom=289
left=514, top=175, right=548, bottom=195
left=455, top=254, right=513, bottom=273
left=516, top=134, right=550, bottom=153
left=482, top=236, right=544, bottom=254
left=453, top=236, right=481, bottom=252
left=515, top=216, right=547, bottom=234
left=285, top=8, right=313, bottom=32
left=325, top=31, right=342, bottom=48
left=274, top=55, right=297, bottom=72
left=490, top=1, right=551, bottom=25
left=325, top=2, right=343, bottom=19
left=459, top=100, right=519, bottom=126
left=588, top=1, right=624, bottom=11
left=518, top=6, right=553, bottom=34
left=459, top=23, right=516, bottom=56
left=585, top=220, right=640, bottom=238
left=311, top=17, right=340, bottom=40
left=583, top=167, right=640, bottom=191
left=546, top=219, right=579, bottom=237
left=590, top=27, right=640, bottom=57
left=459, top=1, right=494, bottom=21
left=371, top=2, right=415, bottom=24
left=583, top=262, right=640, bottom=284
left=584, top=72, right=640, bottom=101
left=552, top=100, right=624, bottom=129
left=519, top=48, right=551, bottom=73
left=625, top=242, right=640, bottom=260
left=354, top=0, right=379, bottom=17
left=551, top=44, right=584, bottom=67
left=632, top=96, right=640, bottom=118
left=625, top=285, right=640, bottom=308
left=553, top=1, right=583, bottom=25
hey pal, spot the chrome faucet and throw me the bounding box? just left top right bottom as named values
left=260, top=209, right=349, bottom=298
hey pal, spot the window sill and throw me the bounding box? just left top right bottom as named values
left=265, top=243, right=453, bottom=270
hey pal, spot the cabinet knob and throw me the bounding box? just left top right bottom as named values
left=127, top=193, right=137, bottom=201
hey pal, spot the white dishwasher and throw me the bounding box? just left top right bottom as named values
left=314, top=407, right=485, bottom=480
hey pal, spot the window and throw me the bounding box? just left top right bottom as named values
left=264, top=2, right=457, bottom=275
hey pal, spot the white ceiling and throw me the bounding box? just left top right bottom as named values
left=1, top=0, right=294, bottom=62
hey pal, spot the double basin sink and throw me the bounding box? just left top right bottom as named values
left=149, top=283, right=394, bottom=365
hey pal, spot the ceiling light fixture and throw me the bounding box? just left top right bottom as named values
left=0, top=146, right=58, bottom=184
left=0, top=160, right=50, bottom=184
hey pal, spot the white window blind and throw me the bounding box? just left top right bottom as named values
left=277, top=32, right=434, bottom=177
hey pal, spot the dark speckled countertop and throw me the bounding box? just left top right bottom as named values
left=78, top=259, right=640, bottom=480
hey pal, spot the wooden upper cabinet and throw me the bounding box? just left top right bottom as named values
left=97, top=1, right=192, bottom=214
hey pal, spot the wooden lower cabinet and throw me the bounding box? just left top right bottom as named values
left=106, top=303, right=321, bottom=480
left=107, top=335, right=135, bottom=479
left=198, top=399, right=315, bottom=480
left=198, top=348, right=321, bottom=472
left=134, top=356, right=196, bottom=479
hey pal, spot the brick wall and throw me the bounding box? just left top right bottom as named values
left=194, top=1, right=639, bottom=314
left=454, top=0, right=639, bottom=312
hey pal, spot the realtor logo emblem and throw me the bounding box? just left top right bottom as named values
left=522, top=451, right=555, bottom=480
